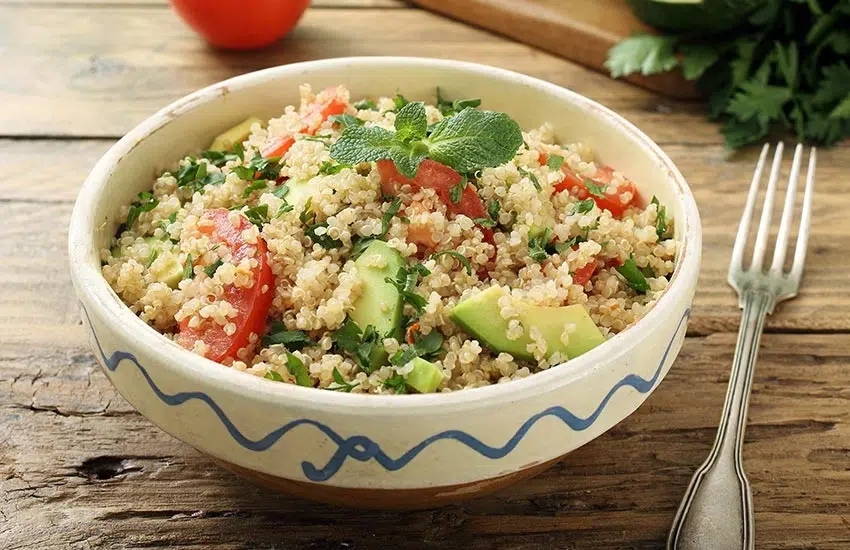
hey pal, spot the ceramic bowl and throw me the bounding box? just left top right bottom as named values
left=68, top=57, right=701, bottom=509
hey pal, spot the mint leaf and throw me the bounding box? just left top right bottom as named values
left=605, top=34, right=678, bottom=78
left=425, top=108, right=523, bottom=174
left=329, top=126, right=398, bottom=163
left=388, top=142, right=429, bottom=178
left=394, top=101, right=428, bottom=142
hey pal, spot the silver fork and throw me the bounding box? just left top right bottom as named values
left=667, top=143, right=817, bottom=550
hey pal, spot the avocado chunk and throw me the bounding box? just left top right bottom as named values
left=350, top=241, right=405, bottom=367
left=405, top=357, right=444, bottom=393
left=451, top=286, right=605, bottom=361
left=208, top=117, right=263, bottom=152
left=143, top=237, right=183, bottom=289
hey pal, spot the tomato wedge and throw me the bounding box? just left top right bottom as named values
left=260, top=86, right=347, bottom=158
left=177, top=208, right=274, bottom=362
left=572, top=260, right=597, bottom=286
left=377, top=159, right=495, bottom=245
left=554, top=164, right=640, bottom=219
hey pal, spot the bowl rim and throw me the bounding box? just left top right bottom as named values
left=68, top=56, right=701, bottom=413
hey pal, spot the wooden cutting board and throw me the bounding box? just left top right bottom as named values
left=408, top=0, right=700, bottom=99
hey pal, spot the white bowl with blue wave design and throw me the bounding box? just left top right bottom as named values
left=67, top=57, right=701, bottom=509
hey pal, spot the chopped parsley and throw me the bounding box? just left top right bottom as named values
left=300, top=134, right=333, bottom=144
left=381, top=373, right=408, bottom=394
left=435, top=87, right=482, bottom=116
left=328, top=367, right=360, bottom=392
left=353, top=98, right=378, bottom=111
left=201, top=148, right=242, bottom=167
left=125, top=191, right=159, bottom=228
left=243, top=204, right=270, bottom=228
left=574, top=199, right=595, bottom=214
left=242, top=179, right=269, bottom=198
left=519, top=167, right=541, bottom=191
left=431, top=250, right=472, bottom=275
left=276, top=203, right=294, bottom=218
left=264, top=370, right=284, bottom=382
left=332, top=318, right=382, bottom=375
left=183, top=254, right=194, bottom=280
left=487, top=200, right=501, bottom=222
left=318, top=161, right=352, bottom=175
left=204, top=259, right=223, bottom=278
left=472, top=217, right=496, bottom=228
left=262, top=321, right=314, bottom=350
left=385, top=264, right=430, bottom=314
left=449, top=178, right=466, bottom=204
left=145, top=247, right=158, bottom=268
left=175, top=159, right=225, bottom=193
left=389, top=329, right=444, bottom=367
left=285, top=352, right=312, bottom=387
left=329, top=114, right=364, bottom=128
left=652, top=196, right=668, bottom=241
left=392, top=92, right=410, bottom=111
left=584, top=178, right=608, bottom=198
left=350, top=238, right=376, bottom=260
left=272, top=184, right=289, bottom=199
left=300, top=198, right=343, bottom=249
left=233, top=152, right=282, bottom=182
left=615, top=256, right=650, bottom=294
left=380, top=198, right=402, bottom=237
left=528, top=228, right=553, bottom=263
left=546, top=154, right=565, bottom=171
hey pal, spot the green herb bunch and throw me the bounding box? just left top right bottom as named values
left=607, top=0, right=850, bottom=148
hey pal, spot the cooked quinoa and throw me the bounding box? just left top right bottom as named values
left=101, top=84, right=677, bottom=394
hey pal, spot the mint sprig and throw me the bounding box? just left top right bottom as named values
left=329, top=101, right=523, bottom=177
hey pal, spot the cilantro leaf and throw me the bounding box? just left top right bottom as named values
left=605, top=34, right=679, bottom=78
left=424, top=108, right=524, bottom=174
left=331, top=318, right=382, bottom=375
left=726, top=80, right=793, bottom=127
left=680, top=43, right=723, bottom=81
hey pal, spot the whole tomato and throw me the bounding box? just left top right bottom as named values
left=170, top=0, right=311, bottom=50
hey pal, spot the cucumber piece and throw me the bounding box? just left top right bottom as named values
left=406, top=357, right=444, bottom=393
left=209, top=117, right=263, bottom=152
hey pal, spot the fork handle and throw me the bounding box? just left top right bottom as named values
left=667, top=290, right=775, bottom=550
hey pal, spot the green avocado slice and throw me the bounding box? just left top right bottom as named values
left=451, top=286, right=605, bottom=361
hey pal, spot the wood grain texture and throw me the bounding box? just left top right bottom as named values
left=0, top=4, right=710, bottom=141
left=3, top=330, right=850, bottom=549
left=409, top=0, right=700, bottom=99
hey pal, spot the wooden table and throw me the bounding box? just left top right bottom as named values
left=2, top=1, right=849, bottom=548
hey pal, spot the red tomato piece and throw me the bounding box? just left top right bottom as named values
left=554, top=165, right=640, bottom=218
left=177, top=209, right=274, bottom=362
left=170, top=0, right=310, bottom=51
left=572, top=260, right=597, bottom=286
left=261, top=87, right=347, bottom=159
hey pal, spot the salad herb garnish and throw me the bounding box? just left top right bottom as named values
left=431, top=250, right=473, bottom=275
left=125, top=191, right=159, bottom=228
left=328, top=367, right=360, bottom=392
left=285, top=352, right=312, bottom=387
left=329, top=101, right=524, bottom=178
left=616, top=256, right=651, bottom=294
left=652, top=196, right=668, bottom=240
left=546, top=154, right=565, bottom=171
left=204, top=259, right=223, bottom=278
left=436, top=87, right=482, bottom=116
left=300, top=198, right=343, bottom=249
left=385, top=263, right=431, bottom=313
left=262, top=321, right=314, bottom=350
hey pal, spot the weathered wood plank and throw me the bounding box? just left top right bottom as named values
left=2, top=140, right=846, bottom=333
left=0, top=4, right=718, bottom=144
left=3, top=331, right=850, bottom=549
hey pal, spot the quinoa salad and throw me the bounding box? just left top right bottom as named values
left=102, top=85, right=678, bottom=394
